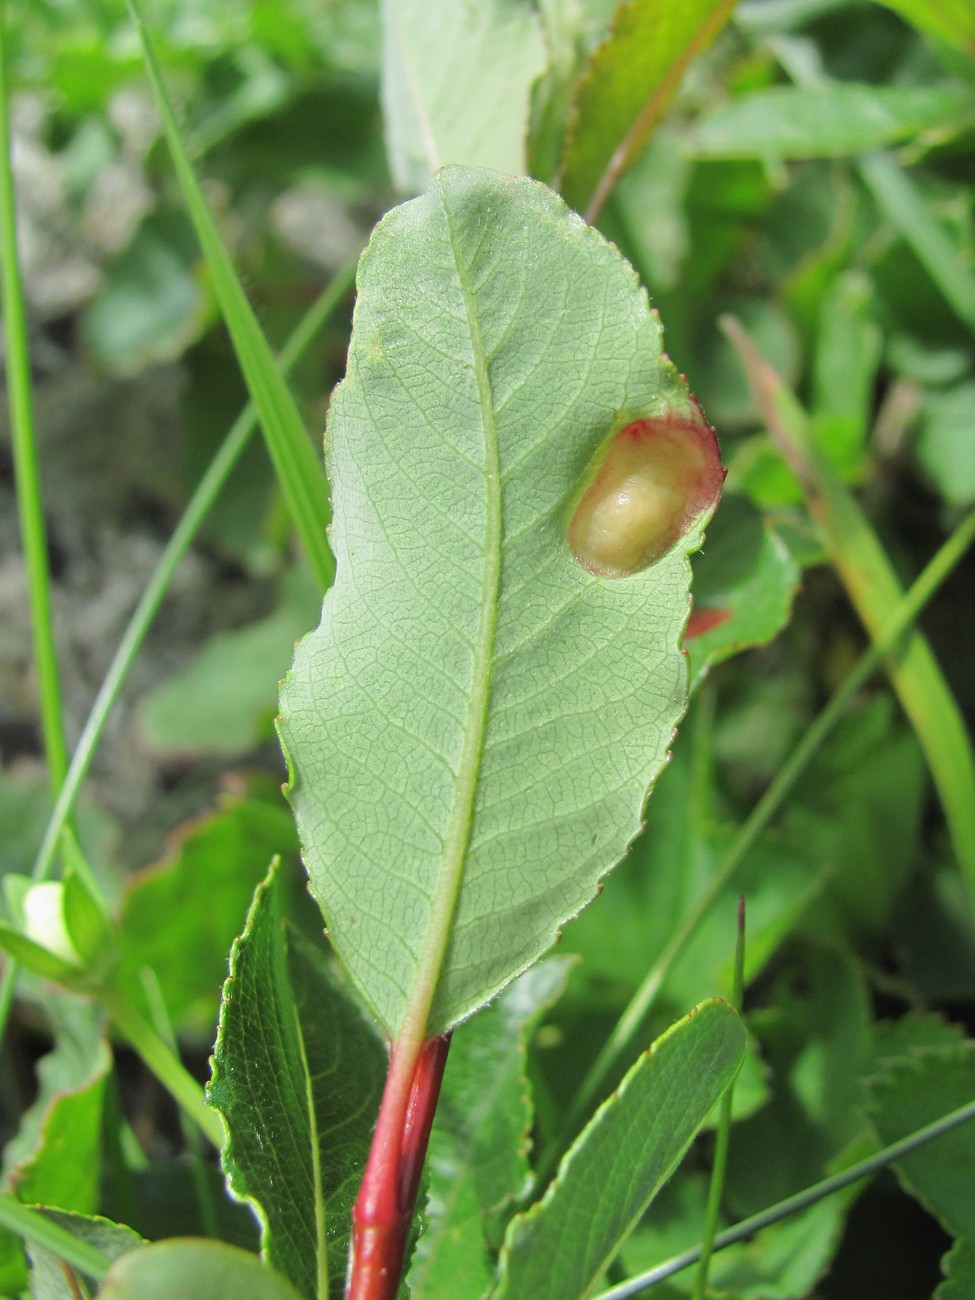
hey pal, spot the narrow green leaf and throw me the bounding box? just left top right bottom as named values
left=690, top=900, right=744, bottom=1300
left=811, top=270, right=883, bottom=478
left=688, top=84, right=975, bottom=159
left=278, top=167, right=723, bottom=1044
left=408, top=959, right=573, bottom=1300
left=382, top=0, right=547, bottom=193
left=0, top=0, right=69, bottom=795
left=62, top=866, right=116, bottom=977
left=207, top=862, right=387, bottom=1300
left=100, top=1240, right=304, bottom=1300
left=124, top=0, right=334, bottom=589
left=0, top=924, right=82, bottom=985
left=560, top=0, right=737, bottom=219
left=495, top=999, right=746, bottom=1300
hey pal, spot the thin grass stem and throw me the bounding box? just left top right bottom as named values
left=690, top=898, right=745, bottom=1300
left=0, top=0, right=69, bottom=793
left=593, top=1097, right=975, bottom=1298
left=104, top=985, right=225, bottom=1149
left=141, top=968, right=219, bottom=1235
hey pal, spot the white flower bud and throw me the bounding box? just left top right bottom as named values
left=22, top=882, right=81, bottom=966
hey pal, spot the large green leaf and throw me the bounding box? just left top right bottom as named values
left=206, top=862, right=387, bottom=1300
left=278, top=166, right=723, bottom=1043
left=494, top=998, right=745, bottom=1300
left=381, top=0, right=546, bottom=193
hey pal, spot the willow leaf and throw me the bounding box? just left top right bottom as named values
left=278, top=166, right=721, bottom=1043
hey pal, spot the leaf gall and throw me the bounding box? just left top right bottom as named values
left=567, top=411, right=724, bottom=578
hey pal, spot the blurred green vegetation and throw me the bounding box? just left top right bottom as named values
left=2, top=0, right=975, bottom=1296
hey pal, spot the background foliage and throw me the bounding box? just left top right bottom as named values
left=1, top=0, right=975, bottom=1297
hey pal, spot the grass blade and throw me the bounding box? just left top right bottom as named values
left=0, top=3, right=68, bottom=791
left=125, top=0, right=335, bottom=589
left=724, top=315, right=975, bottom=918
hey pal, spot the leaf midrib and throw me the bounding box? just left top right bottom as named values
left=398, top=177, right=503, bottom=1049
left=293, top=1002, right=329, bottom=1300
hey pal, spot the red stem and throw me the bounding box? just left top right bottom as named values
left=346, top=1033, right=451, bottom=1300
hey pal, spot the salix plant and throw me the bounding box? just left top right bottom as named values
left=2, top=2, right=975, bottom=1299
left=272, top=166, right=732, bottom=1297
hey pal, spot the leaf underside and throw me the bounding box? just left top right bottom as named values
left=279, top=166, right=717, bottom=1041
